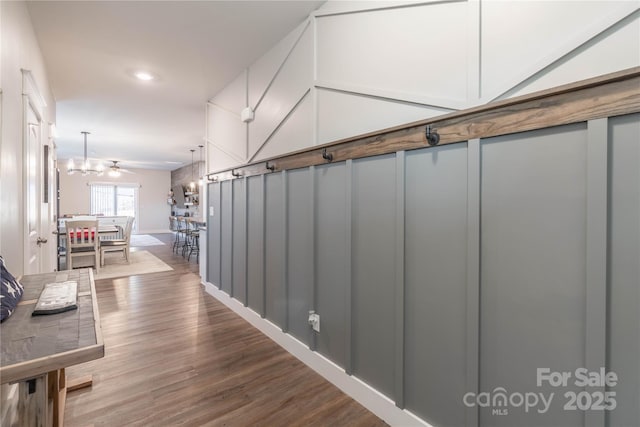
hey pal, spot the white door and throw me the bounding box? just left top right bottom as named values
left=24, top=105, right=42, bottom=274
left=22, top=70, right=51, bottom=274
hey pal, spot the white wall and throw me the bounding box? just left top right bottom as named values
left=59, top=166, right=171, bottom=234
left=206, top=0, right=640, bottom=172
left=0, top=2, right=57, bottom=423
left=0, top=0, right=56, bottom=275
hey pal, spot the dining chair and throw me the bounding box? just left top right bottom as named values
left=100, top=216, right=135, bottom=266
left=65, top=220, right=100, bottom=273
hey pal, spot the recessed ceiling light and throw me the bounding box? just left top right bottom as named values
left=134, top=71, right=154, bottom=81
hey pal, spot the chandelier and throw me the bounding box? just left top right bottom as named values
left=67, top=131, right=104, bottom=175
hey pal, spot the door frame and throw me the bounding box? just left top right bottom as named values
left=22, top=70, right=47, bottom=274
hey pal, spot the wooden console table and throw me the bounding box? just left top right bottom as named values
left=0, top=269, right=104, bottom=426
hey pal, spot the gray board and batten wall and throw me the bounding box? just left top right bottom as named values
left=206, top=69, right=640, bottom=427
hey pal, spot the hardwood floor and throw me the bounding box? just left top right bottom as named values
left=64, top=233, right=386, bottom=427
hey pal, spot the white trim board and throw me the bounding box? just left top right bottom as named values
left=482, top=1, right=640, bottom=103
left=252, top=19, right=312, bottom=112
left=204, top=137, right=247, bottom=163
left=203, top=282, right=432, bottom=427
left=248, top=88, right=311, bottom=162
left=315, top=79, right=466, bottom=111
left=313, top=0, right=464, bottom=18
left=206, top=101, right=241, bottom=118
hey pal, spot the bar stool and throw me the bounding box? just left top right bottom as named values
left=186, top=219, right=200, bottom=262
left=178, top=217, right=191, bottom=257
left=172, top=217, right=187, bottom=254
left=169, top=216, right=178, bottom=250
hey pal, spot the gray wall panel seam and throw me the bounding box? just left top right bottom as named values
left=204, top=182, right=209, bottom=284
left=261, top=174, right=266, bottom=318
left=244, top=177, right=249, bottom=306
left=207, top=183, right=211, bottom=283
left=394, top=151, right=405, bottom=408
left=310, top=165, right=317, bottom=351
left=230, top=181, right=234, bottom=298
left=466, top=139, right=481, bottom=427
left=207, top=183, right=213, bottom=285
left=585, top=118, right=608, bottom=427
left=345, top=159, right=353, bottom=375
left=218, top=182, right=222, bottom=289
left=283, top=170, right=289, bottom=333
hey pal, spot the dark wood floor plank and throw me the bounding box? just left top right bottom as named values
left=64, top=233, right=386, bottom=427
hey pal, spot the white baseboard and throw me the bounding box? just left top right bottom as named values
left=136, top=229, right=171, bottom=234
left=203, top=282, right=431, bottom=427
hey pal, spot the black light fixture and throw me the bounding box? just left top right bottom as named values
left=67, top=131, right=104, bottom=176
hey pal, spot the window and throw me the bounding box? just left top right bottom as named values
left=90, top=183, right=139, bottom=230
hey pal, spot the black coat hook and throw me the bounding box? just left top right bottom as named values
left=231, top=169, right=242, bottom=177
left=426, top=125, right=440, bottom=146
left=265, top=162, right=275, bottom=172
left=207, top=175, right=218, bottom=182
left=322, top=148, right=333, bottom=162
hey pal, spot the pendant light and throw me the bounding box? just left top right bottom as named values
left=67, top=131, right=104, bottom=176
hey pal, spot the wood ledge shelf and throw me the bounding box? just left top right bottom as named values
left=0, top=343, right=105, bottom=385
left=207, top=66, right=640, bottom=182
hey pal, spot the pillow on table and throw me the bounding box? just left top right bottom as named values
left=1, top=256, right=24, bottom=322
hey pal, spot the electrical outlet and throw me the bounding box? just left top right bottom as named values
left=308, top=311, right=320, bottom=333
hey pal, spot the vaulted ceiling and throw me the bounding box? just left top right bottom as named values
left=27, top=0, right=324, bottom=170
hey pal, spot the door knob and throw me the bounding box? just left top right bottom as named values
left=37, top=237, right=48, bottom=246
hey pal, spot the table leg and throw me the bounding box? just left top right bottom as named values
left=50, top=369, right=93, bottom=426
left=17, top=375, right=48, bottom=427
left=48, top=369, right=66, bottom=427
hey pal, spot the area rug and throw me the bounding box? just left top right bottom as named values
left=94, top=250, right=172, bottom=280
left=130, top=234, right=166, bottom=247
